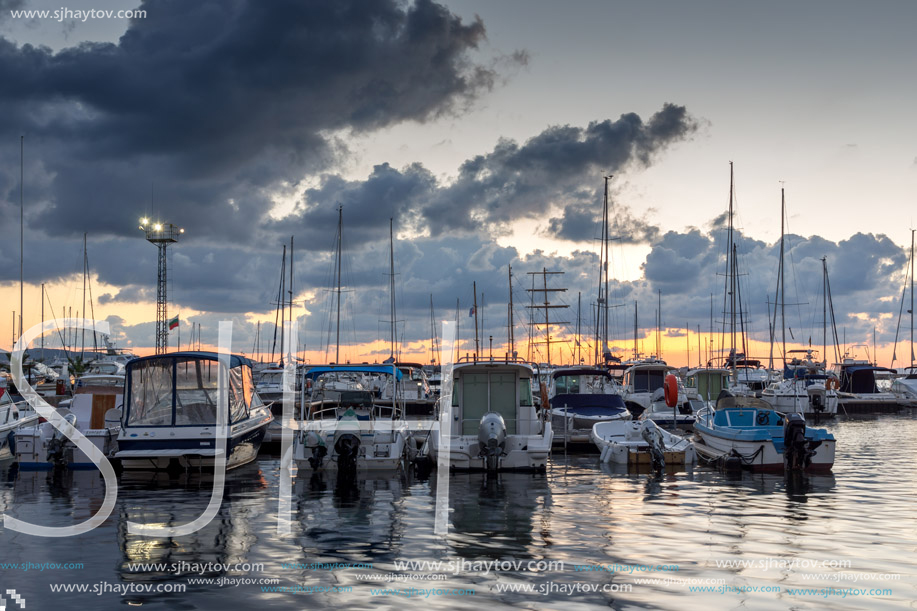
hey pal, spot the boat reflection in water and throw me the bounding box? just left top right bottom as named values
left=444, top=472, right=552, bottom=560
left=116, top=462, right=271, bottom=606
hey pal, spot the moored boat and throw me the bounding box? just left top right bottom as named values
left=427, top=358, right=552, bottom=471
left=115, top=352, right=272, bottom=472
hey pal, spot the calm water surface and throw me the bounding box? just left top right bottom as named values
left=1, top=414, right=915, bottom=610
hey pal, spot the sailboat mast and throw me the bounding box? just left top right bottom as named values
left=728, top=162, right=737, bottom=382
left=911, top=229, right=915, bottom=368
left=82, top=232, right=87, bottom=359
left=335, top=206, right=343, bottom=364
left=577, top=292, right=582, bottom=365
left=603, top=175, right=612, bottom=358
left=822, top=257, right=827, bottom=367
left=780, top=188, right=786, bottom=364
left=473, top=281, right=479, bottom=359
left=20, top=136, right=24, bottom=345
left=430, top=294, right=437, bottom=365
left=508, top=265, right=514, bottom=357
left=633, top=301, right=638, bottom=360
left=289, top=236, right=294, bottom=362
left=389, top=218, right=396, bottom=359
left=279, top=244, right=286, bottom=366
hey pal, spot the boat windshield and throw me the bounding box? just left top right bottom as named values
left=128, top=356, right=251, bottom=427
left=631, top=370, right=665, bottom=393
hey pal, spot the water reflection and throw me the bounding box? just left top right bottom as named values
left=445, top=472, right=552, bottom=560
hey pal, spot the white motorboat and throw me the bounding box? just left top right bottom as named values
left=294, top=365, right=410, bottom=472
left=546, top=366, right=629, bottom=444
left=426, top=358, right=552, bottom=471
left=115, top=352, right=272, bottom=472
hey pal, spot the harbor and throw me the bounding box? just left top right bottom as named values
left=0, top=414, right=914, bottom=610
left=3, top=0, right=917, bottom=609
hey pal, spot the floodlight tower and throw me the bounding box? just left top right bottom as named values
left=140, top=218, right=183, bottom=354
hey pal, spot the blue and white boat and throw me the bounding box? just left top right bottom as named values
left=294, top=365, right=411, bottom=472
left=546, top=366, right=629, bottom=444
left=693, top=392, right=835, bottom=471
left=115, top=352, right=273, bottom=472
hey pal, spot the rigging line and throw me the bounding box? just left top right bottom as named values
left=890, top=246, right=912, bottom=368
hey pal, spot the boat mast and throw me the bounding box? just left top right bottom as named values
left=911, top=229, right=915, bottom=373
left=335, top=205, right=343, bottom=364
left=780, top=189, right=786, bottom=364
left=633, top=301, right=638, bottom=360
left=19, top=135, right=23, bottom=346
left=728, top=162, right=737, bottom=383
left=577, top=292, right=582, bottom=365
left=429, top=294, right=437, bottom=365
left=508, top=265, right=515, bottom=358
left=603, top=175, right=612, bottom=361
left=389, top=218, right=396, bottom=360
left=473, top=281, right=479, bottom=359
left=40, top=283, right=44, bottom=357
left=289, top=235, right=294, bottom=362
left=81, top=232, right=87, bottom=359
left=822, top=257, right=827, bottom=368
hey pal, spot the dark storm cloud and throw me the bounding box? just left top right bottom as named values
left=0, top=0, right=499, bottom=242
left=283, top=103, right=697, bottom=249
left=424, top=103, right=697, bottom=235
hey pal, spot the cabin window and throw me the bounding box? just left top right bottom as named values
left=127, top=358, right=174, bottom=426
left=174, top=358, right=219, bottom=425
left=461, top=372, right=517, bottom=435
left=228, top=366, right=249, bottom=423
left=632, top=370, right=665, bottom=393
left=555, top=376, right=580, bottom=394
left=519, top=380, right=533, bottom=406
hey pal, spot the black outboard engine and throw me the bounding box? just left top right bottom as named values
left=478, top=412, right=506, bottom=471
left=640, top=420, right=666, bottom=472
left=334, top=433, right=361, bottom=475
left=783, top=412, right=811, bottom=470
left=46, top=413, right=78, bottom=468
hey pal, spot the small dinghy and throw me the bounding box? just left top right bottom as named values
left=590, top=419, right=695, bottom=469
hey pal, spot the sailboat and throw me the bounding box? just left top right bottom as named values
left=546, top=177, right=630, bottom=444
left=693, top=164, right=836, bottom=471
left=891, top=229, right=917, bottom=406
left=760, top=189, right=838, bottom=418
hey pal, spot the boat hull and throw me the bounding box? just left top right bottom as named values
left=428, top=426, right=553, bottom=472
left=591, top=421, right=695, bottom=466
left=116, top=421, right=268, bottom=472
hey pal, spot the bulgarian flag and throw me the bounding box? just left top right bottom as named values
left=168, top=315, right=179, bottom=331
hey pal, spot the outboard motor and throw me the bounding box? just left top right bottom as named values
left=477, top=412, right=506, bottom=471
left=640, top=420, right=666, bottom=472
left=46, top=413, right=78, bottom=468
left=334, top=433, right=361, bottom=475
left=304, top=430, right=328, bottom=470
left=783, top=412, right=812, bottom=470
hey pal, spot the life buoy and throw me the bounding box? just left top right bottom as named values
left=825, top=378, right=839, bottom=391
left=663, top=374, right=679, bottom=408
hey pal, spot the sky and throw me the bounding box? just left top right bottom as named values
left=1, top=0, right=916, bottom=369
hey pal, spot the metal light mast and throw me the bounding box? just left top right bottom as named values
left=140, top=219, right=183, bottom=354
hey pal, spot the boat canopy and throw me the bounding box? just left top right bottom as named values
left=128, top=351, right=254, bottom=369
left=840, top=365, right=896, bottom=394
left=305, top=365, right=403, bottom=381
left=552, top=368, right=612, bottom=380
left=125, top=352, right=259, bottom=427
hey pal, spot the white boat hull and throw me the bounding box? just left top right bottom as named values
left=428, top=425, right=553, bottom=471
left=591, top=420, right=695, bottom=466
